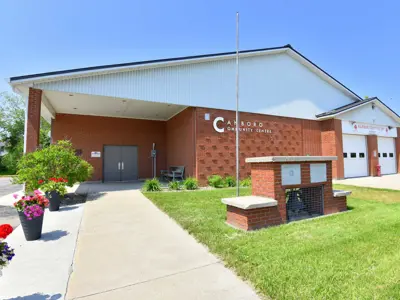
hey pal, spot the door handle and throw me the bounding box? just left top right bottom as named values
left=122, top=162, right=124, bottom=170
left=118, top=162, right=121, bottom=170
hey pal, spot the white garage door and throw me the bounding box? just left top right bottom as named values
left=343, top=134, right=368, bottom=178
left=378, top=137, right=396, bottom=175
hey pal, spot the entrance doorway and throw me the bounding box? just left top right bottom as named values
left=103, top=146, right=138, bottom=182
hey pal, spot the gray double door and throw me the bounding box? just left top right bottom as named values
left=104, top=146, right=138, bottom=182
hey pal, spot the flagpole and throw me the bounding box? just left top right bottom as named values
left=235, top=12, right=240, bottom=197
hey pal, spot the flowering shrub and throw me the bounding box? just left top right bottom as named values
left=13, top=140, right=93, bottom=192
left=0, top=224, right=13, bottom=239
left=39, top=177, right=68, bottom=196
left=0, top=241, right=15, bottom=276
left=13, top=190, right=49, bottom=219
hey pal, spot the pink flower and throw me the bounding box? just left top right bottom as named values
left=12, top=194, right=18, bottom=199
left=34, top=190, right=41, bottom=195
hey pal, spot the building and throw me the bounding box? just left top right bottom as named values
left=8, top=45, right=400, bottom=184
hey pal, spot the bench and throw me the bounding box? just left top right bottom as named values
left=160, top=166, right=185, bottom=181
left=221, top=196, right=281, bottom=231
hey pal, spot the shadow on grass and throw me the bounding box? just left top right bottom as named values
left=5, top=293, right=62, bottom=300
left=40, top=230, right=69, bottom=242
left=347, top=205, right=355, bottom=211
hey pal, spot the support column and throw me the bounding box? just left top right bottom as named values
left=321, top=119, right=344, bottom=179
left=251, top=162, right=286, bottom=221
left=25, top=88, right=42, bottom=153
left=367, top=135, right=379, bottom=176
left=396, top=128, right=400, bottom=173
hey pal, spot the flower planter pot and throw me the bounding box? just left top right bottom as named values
left=18, top=211, right=44, bottom=241
left=46, top=191, right=61, bottom=211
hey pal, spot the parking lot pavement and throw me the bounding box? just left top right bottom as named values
left=0, top=177, right=22, bottom=197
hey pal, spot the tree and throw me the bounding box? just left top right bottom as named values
left=0, top=92, right=51, bottom=173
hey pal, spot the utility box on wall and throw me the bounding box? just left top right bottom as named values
left=281, top=164, right=301, bottom=185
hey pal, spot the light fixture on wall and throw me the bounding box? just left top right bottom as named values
left=388, top=126, right=393, bottom=130
left=372, top=103, right=376, bottom=110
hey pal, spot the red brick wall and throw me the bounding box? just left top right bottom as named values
left=321, top=119, right=344, bottom=179
left=26, top=88, right=42, bottom=153
left=227, top=206, right=282, bottom=231
left=52, top=114, right=167, bottom=181
left=302, top=120, right=323, bottom=155
left=367, top=135, right=379, bottom=176
left=195, top=108, right=323, bottom=185
left=166, top=108, right=196, bottom=177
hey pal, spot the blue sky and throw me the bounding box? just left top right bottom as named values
left=1, top=0, right=399, bottom=113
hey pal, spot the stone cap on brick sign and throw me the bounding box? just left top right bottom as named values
left=245, top=156, right=338, bottom=163
left=222, top=196, right=278, bottom=210
left=333, top=190, right=352, bottom=197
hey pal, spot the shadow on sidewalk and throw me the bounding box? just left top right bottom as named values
left=40, top=230, right=69, bottom=242
left=5, top=293, right=62, bottom=300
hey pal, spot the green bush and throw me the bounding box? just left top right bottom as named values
left=207, top=175, right=225, bottom=188
left=13, top=140, right=93, bottom=192
left=183, top=177, right=198, bottom=190
left=240, top=177, right=252, bottom=187
left=168, top=180, right=182, bottom=191
left=143, top=178, right=162, bottom=192
left=225, top=176, right=236, bottom=187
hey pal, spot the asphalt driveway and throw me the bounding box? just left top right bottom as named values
left=334, top=174, right=400, bottom=190
left=0, top=177, right=22, bottom=197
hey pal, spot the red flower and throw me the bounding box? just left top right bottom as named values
left=0, top=224, right=13, bottom=239
left=38, top=179, right=44, bottom=184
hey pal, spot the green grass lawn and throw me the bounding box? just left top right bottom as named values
left=0, top=169, right=16, bottom=176
left=145, top=185, right=400, bottom=300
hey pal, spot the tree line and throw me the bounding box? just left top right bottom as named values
left=0, top=92, right=50, bottom=174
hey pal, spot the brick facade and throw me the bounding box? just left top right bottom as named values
left=26, top=88, right=42, bottom=153
left=166, top=108, right=196, bottom=177
left=195, top=107, right=329, bottom=185
left=46, top=99, right=399, bottom=182
left=321, top=119, right=344, bottom=179
left=52, top=114, right=168, bottom=181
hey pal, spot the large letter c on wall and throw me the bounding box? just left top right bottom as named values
left=213, top=117, right=225, bottom=133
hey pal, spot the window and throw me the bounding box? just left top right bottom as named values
left=383, top=153, right=388, bottom=158
left=389, top=153, right=394, bottom=158
left=359, top=153, right=365, bottom=158
left=350, top=153, right=357, bottom=158
left=343, top=153, right=348, bottom=158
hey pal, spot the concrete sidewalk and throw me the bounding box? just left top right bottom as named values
left=0, top=203, right=84, bottom=300
left=66, top=183, right=259, bottom=300
left=334, top=174, right=400, bottom=190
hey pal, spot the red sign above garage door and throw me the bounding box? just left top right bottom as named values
left=342, top=121, right=397, bottom=137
